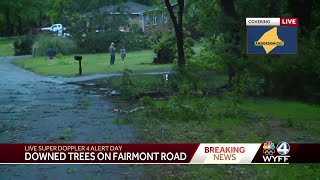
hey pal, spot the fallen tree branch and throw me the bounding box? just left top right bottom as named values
left=113, top=107, right=147, bottom=114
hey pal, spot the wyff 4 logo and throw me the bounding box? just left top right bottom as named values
left=262, top=141, right=290, bottom=163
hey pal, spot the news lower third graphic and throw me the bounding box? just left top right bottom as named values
left=247, top=17, right=298, bottom=54
left=0, top=143, right=318, bottom=164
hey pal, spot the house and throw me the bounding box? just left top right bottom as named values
left=142, top=4, right=178, bottom=35
left=84, top=2, right=177, bottom=35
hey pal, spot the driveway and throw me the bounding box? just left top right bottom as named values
left=0, top=56, right=143, bottom=179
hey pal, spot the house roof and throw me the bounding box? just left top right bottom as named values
left=84, top=2, right=153, bottom=17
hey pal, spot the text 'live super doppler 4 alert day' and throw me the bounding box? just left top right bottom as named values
left=247, top=17, right=298, bottom=54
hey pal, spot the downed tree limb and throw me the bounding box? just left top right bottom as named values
left=113, top=107, right=147, bottom=114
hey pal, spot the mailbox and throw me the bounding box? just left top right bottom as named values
left=74, top=56, right=82, bottom=61
left=74, top=56, right=83, bottom=75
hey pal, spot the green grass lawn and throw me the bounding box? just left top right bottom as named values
left=12, top=50, right=172, bottom=77
left=129, top=97, right=320, bottom=143
left=243, top=98, right=320, bottom=138
left=0, top=37, right=15, bottom=56
left=244, top=98, right=320, bottom=122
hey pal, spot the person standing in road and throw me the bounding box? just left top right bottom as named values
left=109, top=43, right=116, bottom=65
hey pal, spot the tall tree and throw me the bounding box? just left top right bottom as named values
left=164, top=0, right=185, bottom=67
left=196, top=0, right=242, bottom=86
left=0, top=0, right=49, bottom=36
left=219, top=0, right=240, bottom=86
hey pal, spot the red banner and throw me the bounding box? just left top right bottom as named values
left=0, top=143, right=318, bottom=164
left=0, top=144, right=199, bottom=164
left=280, top=17, right=298, bottom=26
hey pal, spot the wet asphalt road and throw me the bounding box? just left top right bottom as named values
left=0, top=56, right=143, bottom=179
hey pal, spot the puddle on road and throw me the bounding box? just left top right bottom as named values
left=72, top=81, right=114, bottom=97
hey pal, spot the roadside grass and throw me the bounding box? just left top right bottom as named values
left=130, top=98, right=320, bottom=143
left=244, top=98, right=320, bottom=122
left=95, top=73, right=228, bottom=94
left=128, top=97, right=320, bottom=179
left=243, top=98, right=320, bottom=138
left=12, top=50, right=172, bottom=77
left=96, top=73, right=320, bottom=179
left=0, top=37, right=16, bottom=56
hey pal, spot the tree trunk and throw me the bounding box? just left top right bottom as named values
left=164, top=0, right=185, bottom=68
left=220, top=0, right=240, bottom=87
left=176, top=25, right=185, bottom=67
left=18, top=15, right=22, bottom=35
left=5, top=7, right=11, bottom=36
left=288, top=0, right=314, bottom=37
left=39, top=10, right=42, bottom=26
left=227, top=63, right=236, bottom=86
left=220, top=0, right=238, bottom=18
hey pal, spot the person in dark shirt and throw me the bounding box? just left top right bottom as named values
left=109, top=43, right=116, bottom=65
left=120, top=46, right=126, bottom=62
left=46, top=47, right=57, bottom=65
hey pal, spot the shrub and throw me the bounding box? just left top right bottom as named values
left=153, top=35, right=176, bottom=64
left=221, top=71, right=263, bottom=117
left=77, top=31, right=152, bottom=54
left=153, top=34, right=195, bottom=64
left=77, top=32, right=115, bottom=53
left=120, top=33, right=152, bottom=52
left=264, top=36, right=320, bottom=103
left=167, top=61, right=206, bottom=96
left=14, top=34, right=34, bottom=55
left=32, top=35, right=77, bottom=57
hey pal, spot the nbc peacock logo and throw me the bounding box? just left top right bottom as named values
left=263, top=141, right=275, bottom=156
